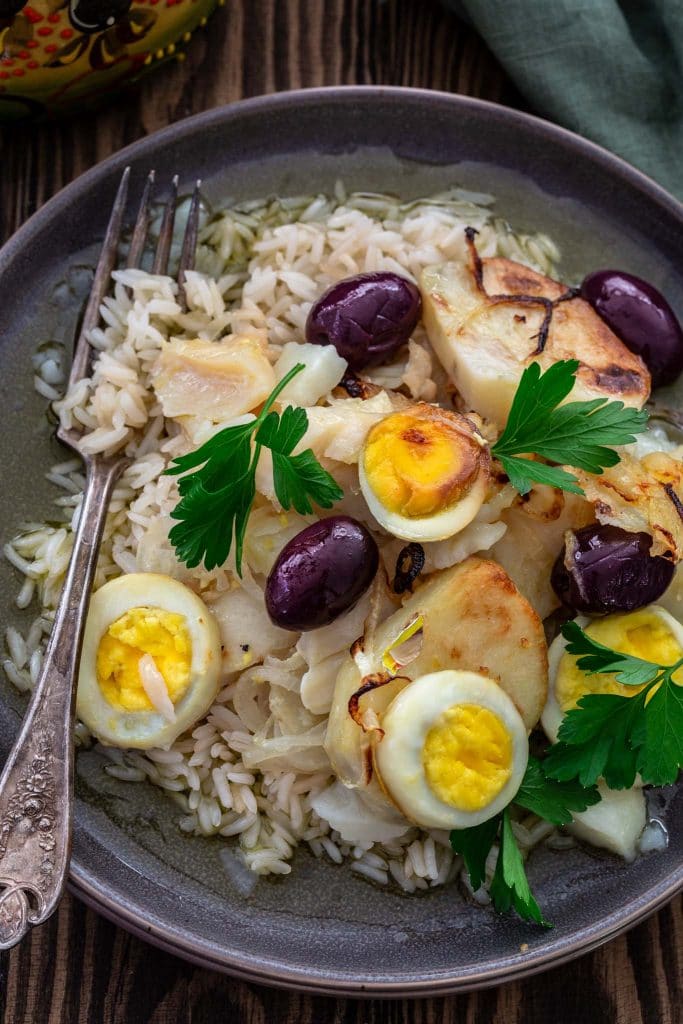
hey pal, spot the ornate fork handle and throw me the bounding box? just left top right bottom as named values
left=0, top=169, right=199, bottom=951
left=0, top=455, right=125, bottom=950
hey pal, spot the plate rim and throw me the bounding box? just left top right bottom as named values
left=3, top=84, right=683, bottom=995
left=68, top=863, right=681, bottom=996
left=4, top=85, right=683, bottom=260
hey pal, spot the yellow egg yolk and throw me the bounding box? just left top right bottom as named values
left=96, top=607, right=192, bottom=712
left=556, top=609, right=683, bottom=713
left=422, top=703, right=513, bottom=812
left=363, top=406, right=483, bottom=518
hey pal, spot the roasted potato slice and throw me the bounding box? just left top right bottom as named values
left=325, top=557, right=548, bottom=787
left=421, top=258, right=650, bottom=429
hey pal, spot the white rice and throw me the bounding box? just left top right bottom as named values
left=3, top=186, right=561, bottom=894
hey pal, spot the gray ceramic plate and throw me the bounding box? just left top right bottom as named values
left=1, top=87, right=682, bottom=996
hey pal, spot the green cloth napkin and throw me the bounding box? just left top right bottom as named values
left=445, top=0, right=683, bottom=199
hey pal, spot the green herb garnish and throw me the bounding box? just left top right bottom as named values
left=165, top=364, right=343, bottom=574
left=490, top=360, right=649, bottom=495
left=544, top=621, right=683, bottom=789
left=489, top=809, right=549, bottom=927
left=512, top=753, right=602, bottom=825
left=450, top=757, right=600, bottom=927
left=562, top=620, right=662, bottom=686
left=449, top=814, right=500, bottom=894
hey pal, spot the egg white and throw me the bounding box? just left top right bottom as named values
left=542, top=605, right=683, bottom=745
left=358, top=452, right=489, bottom=542
left=542, top=613, right=589, bottom=744
left=374, top=669, right=529, bottom=830
left=77, top=572, right=221, bottom=749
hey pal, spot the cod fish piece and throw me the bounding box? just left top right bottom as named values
left=152, top=335, right=275, bottom=421
left=421, top=256, right=650, bottom=429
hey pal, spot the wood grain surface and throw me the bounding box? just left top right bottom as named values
left=0, top=1, right=681, bottom=1021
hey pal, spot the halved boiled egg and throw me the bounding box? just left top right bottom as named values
left=77, top=572, right=221, bottom=749
left=358, top=404, right=490, bottom=541
left=543, top=604, right=683, bottom=744
left=373, top=669, right=528, bottom=830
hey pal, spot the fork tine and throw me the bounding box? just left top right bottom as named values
left=177, top=180, right=202, bottom=312
left=67, top=167, right=130, bottom=390
left=152, top=174, right=178, bottom=276
left=126, top=169, right=155, bottom=269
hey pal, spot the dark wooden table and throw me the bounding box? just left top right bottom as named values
left=1, top=2, right=681, bottom=1021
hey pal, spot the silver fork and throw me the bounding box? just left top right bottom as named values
left=0, top=169, right=201, bottom=950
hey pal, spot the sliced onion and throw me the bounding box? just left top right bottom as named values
left=381, top=613, right=424, bottom=674
left=310, top=781, right=410, bottom=844
left=241, top=722, right=330, bottom=773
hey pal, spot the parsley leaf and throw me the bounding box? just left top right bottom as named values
left=544, top=621, right=683, bottom=789
left=272, top=449, right=345, bottom=515
left=168, top=421, right=254, bottom=489
left=256, top=405, right=309, bottom=455
left=546, top=691, right=648, bottom=790
left=450, top=758, right=599, bottom=926
left=256, top=407, right=344, bottom=515
left=491, top=360, right=649, bottom=496
left=636, top=677, right=683, bottom=786
left=513, top=756, right=601, bottom=825
left=489, top=809, right=550, bottom=928
left=449, top=815, right=499, bottom=892
left=562, top=620, right=660, bottom=687
left=496, top=455, right=584, bottom=496
left=168, top=471, right=253, bottom=573
left=165, top=364, right=342, bottom=574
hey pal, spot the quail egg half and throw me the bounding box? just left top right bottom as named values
left=543, top=604, right=683, bottom=744
left=359, top=404, right=490, bottom=542
left=373, top=669, right=529, bottom=830
left=77, top=572, right=222, bottom=749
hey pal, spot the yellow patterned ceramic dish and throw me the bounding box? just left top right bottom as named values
left=0, top=0, right=220, bottom=118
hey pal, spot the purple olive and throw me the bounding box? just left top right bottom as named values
left=551, top=524, right=674, bottom=615
left=265, top=515, right=379, bottom=631
left=305, top=272, right=421, bottom=372
left=581, top=269, right=683, bottom=388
